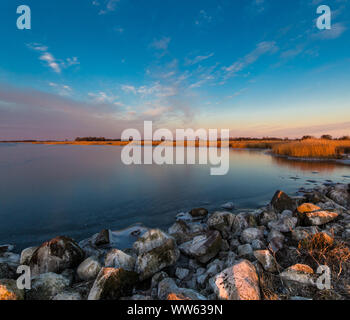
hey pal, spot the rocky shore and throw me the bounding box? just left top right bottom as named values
left=1, top=183, right=350, bottom=300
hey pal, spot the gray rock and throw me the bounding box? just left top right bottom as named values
left=291, top=227, right=320, bottom=242
left=241, top=228, right=264, bottom=244
left=251, top=239, right=266, bottom=250
left=268, top=216, right=297, bottom=233
left=179, top=230, right=222, bottom=264
left=280, top=264, right=315, bottom=297
left=27, top=272, right=71, bottom=300
left=88, top=267, right=138, bottom=300
left=94, top=229, right=110, bottom=246
left=258, top=210, right=278, bottom=226
left=20, top=246, right=38, bottom=265
left=134, top=229, right=180, bottom=280
left=232, top=213, right=249, bottom=236
left=77, top=256, right=102, bottom=281
left=221, top=202, right=235, bottom=210
left=105, top=249, right=135, bottom=271
left=253, top=250, right=278, bottom=272
left=29, top=236, right=85, bottom=276
left=271, top=190, right=296, bottom=213
left=52, top=290, right=82, bottom=300
left=237, top=244, right=253, bottom=259
left=158, top=278, right=207, bottom=300
left=175, top=267, right=190, bottom=280
left=207, top=211, right=235, bottom=238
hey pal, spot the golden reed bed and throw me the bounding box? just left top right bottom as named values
left=29, top=139, right=350, bottom=159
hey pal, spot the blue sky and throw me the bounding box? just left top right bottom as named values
left=0, top=0, right=349, bottom=139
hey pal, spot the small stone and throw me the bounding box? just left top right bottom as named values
left=253, top=250, right=278, bottom=272
left=241, top=228, right=264, bottom=244
left=268, top=217, right=297, bottom=233
left=175, top=267, right=190, bottom=280
left=189, top=208, right=208, bottom=218
left=237, top=244, right=253, bottom=259
left=94, top=229, right=110, bottom=246
left=221, top=202, right=235, bottom=210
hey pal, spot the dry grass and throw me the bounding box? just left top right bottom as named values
left=298, top=233, right=350, bottom=277
left=229, top=140, right=281, bottom=149
left=272, top=139, right=350, bottom=159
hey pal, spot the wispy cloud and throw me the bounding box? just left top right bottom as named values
left=185, top=53, right=214, bottom=66
left=195, top=9, right=212, bottom=25
left=313, top=22, right=347, bottom=40
left=28, top=43, right=79, bottom=74
left=223, top=41, right=278, bottom=79
left=151, top=37, right=171, bottom=51
left=94, top=0, right=120, bottom=15
left=49, top=82, right=73, bottom=96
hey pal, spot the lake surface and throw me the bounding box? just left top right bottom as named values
left=1, top=143, right=350, bottom=250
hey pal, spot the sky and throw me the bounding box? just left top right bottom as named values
left=0, top=0, right=349, bottom=140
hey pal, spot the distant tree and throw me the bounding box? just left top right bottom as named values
left=75, top=137, right=106, bottom=142
left=339, top=135, right=350, bottom=140
left=301, top=135, right=315, bottom=140
left=321, top=134, right=333, bottom=140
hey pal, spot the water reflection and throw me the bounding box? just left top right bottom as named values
left=271, top=156, right=338, bottom=173
left=0, top=143, right=349, bottom=249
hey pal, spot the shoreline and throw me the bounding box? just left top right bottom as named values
left=1, top=140, right=350, bottom=163
left=1, top=182, right=349, bottom=300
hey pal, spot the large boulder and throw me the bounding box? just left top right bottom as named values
left=29, top=236, right=85, bottom=275
left=179, top=230, right=222, bottom=264
left=88, top=267, right=138, bottom=300
left=76, top=256, right=102, bottom=281
left=210, top=259, right=260, bottom=300
left=271, top=190, right=296, bottom=213
left=105, top=249, right=135, bottom=271
left=134, top=229, right=179, bottom=280
left=297, top=203, right=339, bottom=226
left=27, top=272, right=71, bottom=300
left=0, top=279, right=24, bottom=300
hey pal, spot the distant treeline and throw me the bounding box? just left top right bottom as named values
left=75, top=137, right=121, bottom=142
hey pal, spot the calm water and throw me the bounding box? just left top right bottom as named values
left=1, top=143, right=350, bottom=250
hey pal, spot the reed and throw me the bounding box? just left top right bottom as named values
left=272, top=139, right=350, bottom=159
